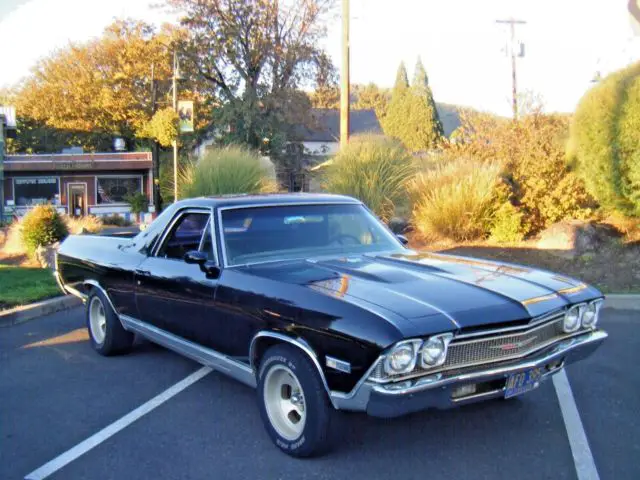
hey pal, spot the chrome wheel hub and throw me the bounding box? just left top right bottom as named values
left=263, top=365, right=306, bottom=441
left=89, top=297, right=107, bottom=345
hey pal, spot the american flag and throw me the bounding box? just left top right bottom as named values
left=97, top=183, right=111, bottom=203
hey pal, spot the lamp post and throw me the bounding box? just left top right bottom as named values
left=172, top=50, right=179, bottom=202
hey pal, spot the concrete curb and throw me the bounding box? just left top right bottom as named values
left=0, top=295, right=82, bottom=328
left=604, top=294, right=640, bottom=311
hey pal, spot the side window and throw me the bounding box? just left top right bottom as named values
left=200, top=222, right=216, bottom=261
left=157, top=212, right=209, bottom=260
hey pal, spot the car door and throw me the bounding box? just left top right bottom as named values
left=134, top=208, right=223, bottom=348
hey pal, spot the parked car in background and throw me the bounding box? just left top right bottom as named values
left=56, top=194, right=607, bottom=457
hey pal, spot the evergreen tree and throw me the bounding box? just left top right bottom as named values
left=382, top=59, right=444, bottom=152
left=382, top=62, right=411, bottom=143
left=393, top=62, right=410, bottom=91
left=409, top=57, right=444, bottom=149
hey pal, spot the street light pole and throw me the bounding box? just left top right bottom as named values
left=340, top=0, right=350, bottom=148
left=172, top=50, right=179, bottom=202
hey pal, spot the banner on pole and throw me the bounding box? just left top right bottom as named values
left=178, top=100, right=194, bottom=133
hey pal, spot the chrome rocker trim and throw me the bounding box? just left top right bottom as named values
left=120, top=314, right=257, bottom=388
left=330, top=329, right=607, bottom=416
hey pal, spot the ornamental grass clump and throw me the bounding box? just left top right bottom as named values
left=20, top=205, right=69, bottom=256
left=409, top=157, right=500, bottom=242
left=323, top=134, right=415, bottom=221
left=179, top=146, right=277, bottom=198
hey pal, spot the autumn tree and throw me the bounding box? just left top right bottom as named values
left=168, top=0, right=335, bottom=148
left=352, top=83, right=390, bottom=122
left=15, top=20, right=179, bottom=150
left=309, top=53, right=340, bottom=109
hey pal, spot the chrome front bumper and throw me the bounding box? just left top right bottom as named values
left=330, top=329, right=607, bottom=418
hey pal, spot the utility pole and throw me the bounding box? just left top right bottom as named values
left=340, top=0, right=350, bottom=147
left=150, top=63, right=162, bottom=211
left=496, top=18, right=526, bottom=120
left=172, top=50, right=179, bottom=202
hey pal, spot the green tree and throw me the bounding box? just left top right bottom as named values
left=410, top=57, right=443, bottom=145
left=568, top=61, right=640, bottom=216
left=383, top=60, right=444, bottom=152
left=382, top=62, right=411, bottom=145
left=169, top=0, right=335, bottom=148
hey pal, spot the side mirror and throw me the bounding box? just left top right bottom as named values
left=184, top=250, right=207, bottom=265
left=202, top=261, right=221, bottom=279
left=396, top=234, right=409, bottom=246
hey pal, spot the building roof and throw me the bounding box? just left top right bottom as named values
left=293, top=109, right=382, bottom=143
left=436, top=103, right=462, bottom=137
left=3, top=152, right=152, bottom=172
left=293, top=104, right=461, bottom=143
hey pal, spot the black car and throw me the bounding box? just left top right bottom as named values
left=56, top=194, right=607, bottom=457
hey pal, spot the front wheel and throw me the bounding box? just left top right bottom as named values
left=257, top=344, right=334, bottom=457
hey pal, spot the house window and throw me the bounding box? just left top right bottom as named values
left=14, top=177, right=59, bottom=206
left=96, top=177, right=142, bottom=204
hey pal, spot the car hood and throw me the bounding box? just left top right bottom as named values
left=244, top=251, right=601, bottom=335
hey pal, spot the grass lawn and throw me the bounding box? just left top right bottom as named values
left=0, top=265, right=61, bottom=310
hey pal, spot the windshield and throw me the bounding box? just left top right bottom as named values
left=220, top=204, right=404, bottom=266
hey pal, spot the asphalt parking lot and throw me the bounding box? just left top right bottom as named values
left=1, top=307, right=638, bottom=480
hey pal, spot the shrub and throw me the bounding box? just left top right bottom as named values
left=569, top=61, right=640, bottom=216
left=20, top=205, right=68, bottom=256
left=448, top=106, right=596, bottom=235
left=65, top=215, right=103, bottom=235
left=490, top=202, right=526, bottom=243
left=179, top=146, right=277, bottom=198
left=102, top=214, right=131, bottom=227
left=323, top=134, right=415, bottom=221
left=409, top=157, right=500, bottom=241
left=125, top=192, right=149, bottom=215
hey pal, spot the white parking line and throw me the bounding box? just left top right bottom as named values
left=24, top=367, right=212, bottom=480
left=553, top=369, right=600, bottom=480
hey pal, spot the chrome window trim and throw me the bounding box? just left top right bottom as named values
left=216, top=201, right=405, bottom=269
left=249, top=331, right=337, bottom=409
left=152, top=207, right=218, bottom=265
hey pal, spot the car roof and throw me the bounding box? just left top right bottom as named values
left=171, top=193, right=361, bottom=209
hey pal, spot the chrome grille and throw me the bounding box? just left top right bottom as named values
left=442, top=317, right=566, bottom=369
left=369, top=314, right=570, bottom=382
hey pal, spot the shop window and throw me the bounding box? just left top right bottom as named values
left=14, top=178, right=59, bottom=206
left=97, top=177, right=142, bottom=204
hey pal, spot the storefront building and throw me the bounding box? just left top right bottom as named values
left=2, top=152, right=154, bottom=220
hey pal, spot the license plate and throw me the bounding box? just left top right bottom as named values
left=505, top=368, right=543, bottom=399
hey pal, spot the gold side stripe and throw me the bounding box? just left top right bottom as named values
left=522, top=293, right=560, bottom=306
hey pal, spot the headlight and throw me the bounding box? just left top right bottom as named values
left=383, top=340, right=421, bottom=375
left=563, top=305, right=582, bottom=333
left=421, top=333, right=453, bottom=367
left=582, top=300, right=603, bottom=329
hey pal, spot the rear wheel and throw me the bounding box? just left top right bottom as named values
left=86, top=288, right=133, bottom=356
left=257, top=344, right=334, bottom=457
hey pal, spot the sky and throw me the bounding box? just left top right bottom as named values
left=1, top=0, right=639, bottom=117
